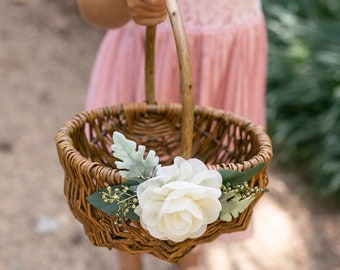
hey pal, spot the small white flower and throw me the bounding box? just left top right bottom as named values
left=135, top=157, right=222, bottom=242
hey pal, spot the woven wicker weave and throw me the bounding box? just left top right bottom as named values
left=55, top=0, right=272, bottom=263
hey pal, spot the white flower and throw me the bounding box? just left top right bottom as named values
left=135, top=157, right=222, bottom=242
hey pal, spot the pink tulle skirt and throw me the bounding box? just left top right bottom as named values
left=85, top=11, right=267, bottom=127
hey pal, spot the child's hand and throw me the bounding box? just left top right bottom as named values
left=126, top=0, right=167, bottom=26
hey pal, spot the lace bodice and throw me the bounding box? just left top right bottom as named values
left=161, top=0, right=262, bottom=31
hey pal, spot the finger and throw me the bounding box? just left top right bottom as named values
left=127, top=0, right=167, bottom=25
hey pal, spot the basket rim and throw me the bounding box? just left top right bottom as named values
left=55, top=102, right=273, bottom=178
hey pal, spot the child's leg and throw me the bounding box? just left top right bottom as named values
left=177, top=247, right=202, bottom=270
left=118, top=247, right=202, bottom=270
left=119, top=251, right=143, bottom=270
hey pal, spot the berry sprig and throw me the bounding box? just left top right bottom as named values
left=221, top=182, right=269, bottom=200
left=100, top=185, right=138, bottom=224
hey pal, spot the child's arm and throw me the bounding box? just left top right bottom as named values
left=77, top=0, right=167, bottom=29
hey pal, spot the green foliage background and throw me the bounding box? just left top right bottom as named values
left=263, top=0, right=340, bottom=198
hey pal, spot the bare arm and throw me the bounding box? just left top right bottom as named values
left=77, top=0, right=167, bottom=29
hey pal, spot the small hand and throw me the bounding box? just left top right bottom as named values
left=126, top=0, right=167, bottom=26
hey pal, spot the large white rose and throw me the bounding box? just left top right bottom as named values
left=135, top=157, right=222, bottom=242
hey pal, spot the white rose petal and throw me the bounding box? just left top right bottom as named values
left=190, top=170, right=223, bottom=188
left=186, top=158, right=208, bottom=174
left=135, top=157, right=222, bottom=242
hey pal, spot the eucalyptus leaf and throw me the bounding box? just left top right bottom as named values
left=111, top=132, right=159, bottom=180
left=123, top=180, right=142, bottom=186
left=125, top=209, right=140, bottom=221
left=128, top=185, right=139, bottom=191
left=87, top=190, right=119, bottom=216
left=219, top=192, right=255, bottom=222
left=219, top=162, right=266, bottom=185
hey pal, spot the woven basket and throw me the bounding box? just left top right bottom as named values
left=55, top=0, right=272, bottom=263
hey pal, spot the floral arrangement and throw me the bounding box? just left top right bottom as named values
left=87, top=132, right=268, bottom=242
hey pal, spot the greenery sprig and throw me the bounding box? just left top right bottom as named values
left=87, top=132, right=269, bottom=225
left=219, top=182, right=269, bottom=221
left=88, top=184, right=139, bottom=224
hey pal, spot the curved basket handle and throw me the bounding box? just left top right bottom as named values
left=145, top=0, right=194, bottom=159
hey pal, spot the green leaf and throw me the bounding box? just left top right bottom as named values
left=111, top=132, right=159, bottom=180
left=123, top=180, right=142, bottom=186
left=125, top=208, right=140, bottom=221
left=87, top=190, right=119, bottom=216
left=219, top=192, right=255, bottom=222
left=87, top=185, right=140, bottom=222
left=219, top=162, right=266, bottom=185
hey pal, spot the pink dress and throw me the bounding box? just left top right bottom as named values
left=86, top=0, right=267, bottom=127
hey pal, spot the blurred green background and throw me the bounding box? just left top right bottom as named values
left=263, top=0, right=340, bottom=199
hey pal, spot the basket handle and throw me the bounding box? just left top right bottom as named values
left=145, top=0, right=194, bottom=159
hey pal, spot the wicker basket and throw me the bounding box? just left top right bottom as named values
left=55, top=0, right=272, bottom=263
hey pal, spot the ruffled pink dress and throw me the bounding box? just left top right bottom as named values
left=86, top=0, right=267, bottom=127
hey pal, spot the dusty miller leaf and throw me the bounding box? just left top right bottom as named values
left=111, top=132, right=159, bottom=180
left=219, top=192, right=255, bottom=222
